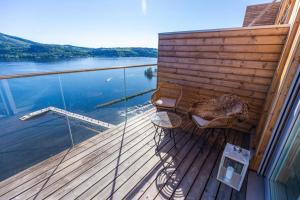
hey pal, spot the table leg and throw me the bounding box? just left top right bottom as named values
left=158, top=128, right=163, bottom=142
left=154, top=125, right=159, bottom=140
left=154, top=125, right=163, bottom=145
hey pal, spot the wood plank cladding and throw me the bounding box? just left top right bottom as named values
left=275, top=0, right=296, bottom=24
left=243, top=2, right=281, bottom=26
left=157, top=25, right=289, bottom=132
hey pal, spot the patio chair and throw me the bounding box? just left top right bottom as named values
left=188, top=94, right=248, bottom=142
left=151, top=83, right=182, bottom=112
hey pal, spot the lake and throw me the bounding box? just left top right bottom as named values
left=0, top=57, right=157, bottom=180
left=0, top=57, right=157, bottom=75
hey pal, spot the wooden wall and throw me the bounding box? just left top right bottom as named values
left=157, top=25, right=289, bottom=132
left=275, top=0, right=297, bottom=24
left=243, top=2, right=281, bottom=27
left=251, top=0, right=300, bottom=170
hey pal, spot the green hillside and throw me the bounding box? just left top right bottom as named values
left=0, top=33, right=157, bottom=61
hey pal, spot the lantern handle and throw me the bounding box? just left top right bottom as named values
left=233, top=145, right=242, bottom=153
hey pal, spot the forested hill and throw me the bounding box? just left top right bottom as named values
left=0, top=33, right=157, bottom=61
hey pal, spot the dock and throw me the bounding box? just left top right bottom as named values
left=19, top=106, right=116, bottom=129
left=96, top=89, right=155, bottom=108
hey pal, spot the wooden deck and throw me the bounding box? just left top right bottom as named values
left=0, top=108, right=250, bottom=200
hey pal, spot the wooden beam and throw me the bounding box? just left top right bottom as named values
left=251, top=6, right=300, bottom=170
left=159, top=25, right=289, bottom=39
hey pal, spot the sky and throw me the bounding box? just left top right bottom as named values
left=0, top=0, right=272, bottom=48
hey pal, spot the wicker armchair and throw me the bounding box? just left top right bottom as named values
left=151, top=83, right=182, bottom=112
left=189, top=94, right=248, bottom=140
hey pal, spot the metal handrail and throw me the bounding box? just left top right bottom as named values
left=0, top=63, right=157, bottom=79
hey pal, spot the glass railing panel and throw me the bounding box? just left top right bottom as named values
left=0, top=89, right=7, bottom=118
left=124, top=65, right=157, bottom=118
left=58, top=69, right=126, bottom=144
left=0, top=64, right=156, bottom=181
left=0, top=76, right=72, bottom=181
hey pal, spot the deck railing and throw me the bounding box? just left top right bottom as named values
left=0, top=63, right=157, bottom=181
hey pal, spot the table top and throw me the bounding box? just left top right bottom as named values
left=151, top=111, right=182, bottom=129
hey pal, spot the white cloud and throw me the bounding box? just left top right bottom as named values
left=141, top=0, right=147, bottom=15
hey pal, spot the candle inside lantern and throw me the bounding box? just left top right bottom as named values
left=225, top=166, right=234, bottom=181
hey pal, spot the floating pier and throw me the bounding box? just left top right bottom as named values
left=20, top=106, right=116, bottom=129
left=96, top=89, right=155, bottom=108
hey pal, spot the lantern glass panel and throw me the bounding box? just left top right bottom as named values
left=223, top=157, right=244, bottom=174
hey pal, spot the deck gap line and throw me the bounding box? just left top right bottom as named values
left=56, top=128, right=164, bottom=200
left=3, top=108, right=154, bottom=179
left=170, top=130, right=221, bottom=200
left=137, top=136, right=199, bottom=200
left=198, top=144, right=224, bottom=199
left=121, top=120, right=193, bottom=199
left=214, top=131, right=237, bottom=200
left=103, top=122, right=193, bottom=200
left=1, top=118, right=153, bottom=197
left=193, top=137, right=224, bottom=200
left=137, top=130, right=200, bottom=200
left=165, top=132, right=219, bottom=199
left=20, top=125, right=156, bottom=200
left=29, top=125, right=155, bottom=199
left=0, top=109, right=155, bottom=189
left=74, top=130, right=175, bottom=200
left=0, top=112, right=154, bottom=197
left=78, top=120, right=193, bottom=200
left=75, top=118, right=192, bottom=200
left=129, top=121, right=195, bottom=200
left=90, top=131, right=187, bottom=200
left=28, top=127, right=158, bottom=200
left=11, top=124, right=155, bottom=200
left=152, top=136, right=204, bottom=199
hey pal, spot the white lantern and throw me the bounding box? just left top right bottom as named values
left=217, top=143, right=250, bottom=191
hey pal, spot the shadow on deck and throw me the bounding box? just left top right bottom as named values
left=0, top=108, right=250, bottom=200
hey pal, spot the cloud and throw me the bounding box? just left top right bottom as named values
left=141, top=0, right=147, bottom=15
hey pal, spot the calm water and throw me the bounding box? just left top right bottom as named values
left=0, top=57, right=157, bottom=180
left=0, top=57, right=157, bottom=75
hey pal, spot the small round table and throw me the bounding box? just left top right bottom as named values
left=151, top=111, right=182, bottom=146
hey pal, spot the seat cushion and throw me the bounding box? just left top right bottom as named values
left=155, top=97, right=176, bottom=108
left=192, top=115, right=210, bottom=127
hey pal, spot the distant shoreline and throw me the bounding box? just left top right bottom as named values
left=0, top=32, right=158, bottom=62
left=0, top=55, right=158, bottom=62
left=0, top=54, right=158, bottom=62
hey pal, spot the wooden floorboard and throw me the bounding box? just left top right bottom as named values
left=184, top=130, right=224, bottom=200
left=167, top=132, right=220, bottom=200
left=215, top=133, right=239, bottom=200
left=200, top=152, right=223, bottom=200
left=0, top=108, right=250, bottom=200
left=109, top=124, right=194, bottom=200
left=90, top=124, right=192, bottom=200
left=0, top=109, right=155, bottom=194
left=24, top=123, right=156, bottom=200
left=40, top=122, right=160, bottom=199
left=137, top=132, right=200, bottom=200
left=0, top=110, right=156, bottom=200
